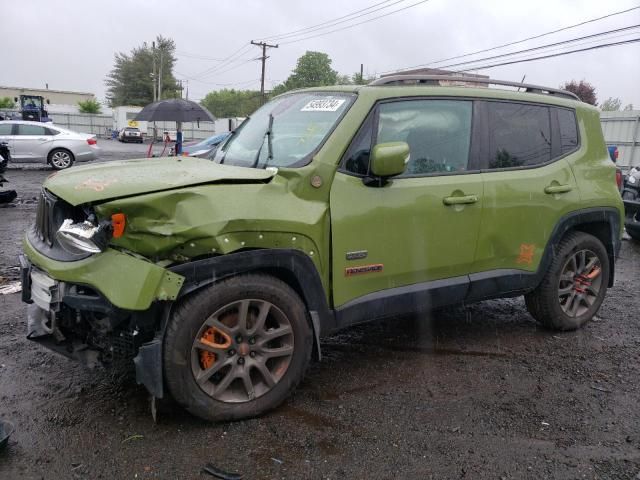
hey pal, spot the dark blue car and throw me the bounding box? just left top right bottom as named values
left=181, top=133, right=230, bottom=156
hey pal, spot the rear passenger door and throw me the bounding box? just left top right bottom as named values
left=469, top=101, right=581, bottom=297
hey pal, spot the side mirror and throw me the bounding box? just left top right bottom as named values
left=46, top=99, right=51, bottom=105
left=367, top=142, right=409, bottom=185
left=13, top=97, right=18, bottom=102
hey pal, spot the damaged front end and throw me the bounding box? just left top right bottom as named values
left=21, top=187, right=184, bottom=396
left=21, top=156, right=326, bottom=399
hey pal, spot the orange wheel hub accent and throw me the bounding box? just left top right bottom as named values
left=199, top=326, right=232, bottom=370
left=585, top=266, right=601, bottom=280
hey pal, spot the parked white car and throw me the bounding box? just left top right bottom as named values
left=0, top=120, right=100, bottom=169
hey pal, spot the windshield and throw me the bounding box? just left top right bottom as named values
left=214, top=92, right=355, bottom=168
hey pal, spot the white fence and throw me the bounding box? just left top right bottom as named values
left=601, top=110, right=640, bottom=169
left=3, top=110, right=222, bottom=140
left=52, top=113, right=114, bottom=138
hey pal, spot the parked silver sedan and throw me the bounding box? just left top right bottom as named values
left=0, top=120, right=100, bottom=169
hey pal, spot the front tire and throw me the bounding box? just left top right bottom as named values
left=48, top=149, right=74, bottom=170
left=163, top=274, right=313, bottom=422
left=525, top=231, right=609, bottom=331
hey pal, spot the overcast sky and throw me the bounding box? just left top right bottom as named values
left=3, top=0, right=639, bottom=106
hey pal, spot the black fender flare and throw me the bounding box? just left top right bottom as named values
left=170, top=249, right=335, bottom=329
left=466, top=207, right=622, bottom=303
left=134, top=249, right=335, bottom=399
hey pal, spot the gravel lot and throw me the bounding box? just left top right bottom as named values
left=1, top=144, right=639, bottom=479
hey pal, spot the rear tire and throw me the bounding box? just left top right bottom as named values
left=163, top=274, right=313, bottom=422
left=48, top=149, right=74, bottom=170
left=525, top=231, right=609, bottom=331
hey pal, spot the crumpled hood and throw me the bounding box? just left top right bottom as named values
left=44, top=157, right=276, bottom=206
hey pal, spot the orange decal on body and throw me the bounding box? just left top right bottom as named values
left=75, top=178, right=118, bottom=192
left=516, top=243, right=536, bottom=266
left=345, top=264, right=384, bottom=277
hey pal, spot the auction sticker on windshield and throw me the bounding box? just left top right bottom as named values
left=301, top=98, right=346, bottom=112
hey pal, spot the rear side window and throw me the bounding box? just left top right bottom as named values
left=45, top=127, right=60, bottom=136
left=557, top=108, right=579, bottom=154
left=486, top=102, right=551, bottom=169
left=17, top=124, right=47, bottom=136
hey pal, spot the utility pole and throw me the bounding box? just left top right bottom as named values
left=360, top=63, right=364, bottom=84
left=152, top=41, right=157, bottom=102
left=251, top=40, right=278, bottom=104
left=184, top=80, right=189, bottom=100
left=158, top=48, right=163, bottom=100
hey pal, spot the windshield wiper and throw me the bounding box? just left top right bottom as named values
left=252, top=113, right=274, bottom=169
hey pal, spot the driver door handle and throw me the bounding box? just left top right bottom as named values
left=443, top=194, right=478, bottom=206
left=544, top=184, right=572, bottom=194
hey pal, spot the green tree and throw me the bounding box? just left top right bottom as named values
left=272, top=51, right=338, bottom=95
left=77, top=98, right=102, bottom=114
left=201, top=89, right=262, bottom=118
left=561, top=79, right=597, bottom=105
left=600, top=97, right=622, bottom=111
left=336, top=74, right=352, bottom=85
left=352, top=72, right=374, bottom=85
left=105, top=35, right=179, bottom=107
left=0, top=97, right=15, bottom=109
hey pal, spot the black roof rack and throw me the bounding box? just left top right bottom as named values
left=368, top=75, right=580, bottom=101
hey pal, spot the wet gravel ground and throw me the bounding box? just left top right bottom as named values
left=1, top=147, right=639, bottom=479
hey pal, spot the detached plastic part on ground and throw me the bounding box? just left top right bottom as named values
left=0, top=190, right=17, bottom=204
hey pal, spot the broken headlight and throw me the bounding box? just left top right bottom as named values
left=56, top=219, right=111, bottom=254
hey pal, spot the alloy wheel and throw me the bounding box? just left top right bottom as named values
left=557, top=249, right=603, bottom=317
left=190, top=299, right=294, bottom=403
left=50, top=151, right=72, bottom=169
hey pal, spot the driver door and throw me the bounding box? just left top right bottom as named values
left=13, top=123, right=53, bottom=162
left=330, top=99, right=484, bottom=310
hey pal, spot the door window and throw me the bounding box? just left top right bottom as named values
left=0, top=124, right=12, bottom=135
left=17, top=124, right=47, bottom=136
left=486, top=102, right=551, bottom=169
left=343, top=100, right=474, bottom=176
left=378, top=100, right=472, bottom=176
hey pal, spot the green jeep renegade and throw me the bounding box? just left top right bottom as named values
left=20, top=76, right=624, bottom=421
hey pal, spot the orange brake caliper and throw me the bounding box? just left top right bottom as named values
left=199, top=327, right=232, bottom=370
left=574, top=266, right=601, bottom=293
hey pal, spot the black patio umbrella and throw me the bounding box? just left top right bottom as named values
left=134, top=99, right=215, bottom=124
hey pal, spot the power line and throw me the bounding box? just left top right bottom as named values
left=176, top=0, right=405, bottom=77
left=456, top=37, right=640, bottom=72
left=279, top=0, right=432, bottom=45
left=174, top=72, right=260, bottom=87
left=448, top=30, right=640, bottom=73
left=176, top=51, right=228, bottom=61
left=381, top=4, right=640, bottom=74
left=258, top=0, right=407, bottom=41
left=434, top=24, right=640, bottom=71
left=192, top=43, right=253, bottom=79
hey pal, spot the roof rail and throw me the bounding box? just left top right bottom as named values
left=368, top=75, right=580, bottom=101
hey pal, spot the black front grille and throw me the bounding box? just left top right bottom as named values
left=35, top=189, right=57, bottom=247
